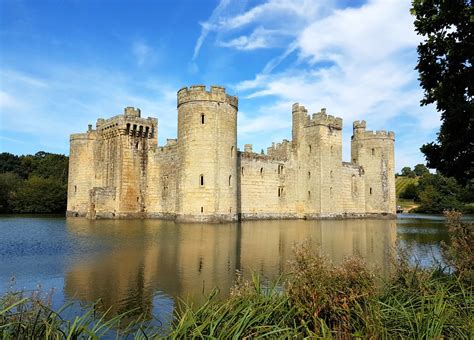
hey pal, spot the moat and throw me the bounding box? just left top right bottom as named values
left=0, top=215, right=458, bottom=326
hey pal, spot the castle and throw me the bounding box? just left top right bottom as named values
left=67, top=85, right=396, bottom=222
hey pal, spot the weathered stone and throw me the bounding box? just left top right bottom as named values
left=67, top=85, right=396, bottom=222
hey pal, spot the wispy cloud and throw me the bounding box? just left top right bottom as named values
left=194, top=0, right=439, bottom=170
left=132, top=39, right=155, bottom=66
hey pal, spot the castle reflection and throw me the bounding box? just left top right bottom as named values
left=64, top=218, right=396, bottom=317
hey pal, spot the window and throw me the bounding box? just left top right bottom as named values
left=308, top=190, right=311, bottom=198
left=370, top=187, right=373, bottom=195
left=330, top=170, right=333, bottom=179
left=201, top=114, right=205, bottom=124
left=278, top=164, right=284, bottom=175
left=74, top=185, right=77, bottom=193
left=201, top=206, right=204, bottom=213
left=371, top=148, right=375, bottom=156
left=200, top=175, right=204, bottom=186
left=231, top=146, right=234, bottom=157
left=260, top=168, right=263, bottom=177
left=241, top=167, right=244, bottom=176
left=278, top=187, right=284, bottom=197
left=309, top=145, right=312, bottom=153
left=308, top=171, right=311, bottom=178
left=330, top=145, right=333, bottom=154
left=228, top=175, right=232, bottom=186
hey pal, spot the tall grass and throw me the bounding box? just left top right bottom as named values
left=1, top=212, right=472, bottom=338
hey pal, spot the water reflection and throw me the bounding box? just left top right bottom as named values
left=64, top=218, right=397, bottom=317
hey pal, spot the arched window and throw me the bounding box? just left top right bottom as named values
left=200, top=175, right=204, bottom=186
left=201, top=114, right=205, bottom=124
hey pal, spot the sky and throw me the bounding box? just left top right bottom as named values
left=0, top=0, right=440, bottom=172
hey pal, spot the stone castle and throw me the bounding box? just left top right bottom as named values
left=67, top=85, right=396, bottom=222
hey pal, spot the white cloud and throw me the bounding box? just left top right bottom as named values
left=132, top=39, right=154, bottom=66
left=198, top=0, right=440, bottom=170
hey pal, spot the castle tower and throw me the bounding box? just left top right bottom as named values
left=351, top=121, right=396, bottom=215
left=176, top=85, right=238, bottom=222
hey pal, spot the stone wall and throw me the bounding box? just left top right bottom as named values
left=67, top=85, right=396, bottom=222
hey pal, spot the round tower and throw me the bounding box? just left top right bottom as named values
left=351, top=122, right=396, bottom=215
left=176, top=85, right=238, bottom=222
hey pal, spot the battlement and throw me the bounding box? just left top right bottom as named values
left=305, top=109, right=343, bottom=130
left=124, top=106, right=141, bottom=117
left=177, top=85, right=238, bottom=109
left=292, top=103, right=308, bottom=113
left=352, top=120, right=394, bottom=140
left=267, top=139, right=292, bottom=160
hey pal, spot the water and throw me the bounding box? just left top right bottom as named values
left=0, top=214, right=459, bottom=326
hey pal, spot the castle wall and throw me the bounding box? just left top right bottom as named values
left=176, top=86, right=238, bottom=222
left=67, top=131, right=97, bottom=216
left=239, top=153, right=298, bottom=219
left=67, top=85, right=396, bottom=221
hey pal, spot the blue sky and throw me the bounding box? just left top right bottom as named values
left=0, top=0, right=440, bottom=171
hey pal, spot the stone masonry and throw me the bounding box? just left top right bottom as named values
left=67, top=85, right=396, bottom=222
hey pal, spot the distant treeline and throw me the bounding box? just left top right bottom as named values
left=396, top=164, right=474, bottom=214
left=0, top=152, right=68, bottom=213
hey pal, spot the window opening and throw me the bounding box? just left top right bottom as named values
left=231, top=146, right=234, bottom=157
left=201, top=114, right=205, bottom=124
left=370, top=187, right=373, bottom=195
left=228, top=175, right=232, bottom=186
left=200, top=175, right=204, bottom=186
left=201, top=206, right=204, bottom=213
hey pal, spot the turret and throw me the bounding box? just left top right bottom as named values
left=176, top=85, right=238, bottom=222
left=351, top=121, right=396, bottom=214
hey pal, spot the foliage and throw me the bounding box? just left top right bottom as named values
left=414, top=174, right=465, bottom=213
left=396, top=176, right=419, bottom=197
left=9, top=176, right=67, bottom=213
left=413, top=163, right=430, bottom=177
left=411, top=0, right=474, bottom=185
left=400, top=182, right=419, bottom=200
left=287, top=241, right=376, bottom=336
left=441, top=210, right=474, bottom=281
left=0, top=172, right=21, bottom=213
left=0, top=152, right=68, bottom=214
left=401, top=166, right=416, bottom=178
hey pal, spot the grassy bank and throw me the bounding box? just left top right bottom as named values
left=1, top=212, right=472, bottom=338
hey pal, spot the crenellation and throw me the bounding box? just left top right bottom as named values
left=68, top=84, right=396, bottom=222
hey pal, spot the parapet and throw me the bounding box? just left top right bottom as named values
left=177, top=85, right=238, bottom=109
left=244, top=144, right=253, bottom=153
left=267, top=139, right=292, bottom=160
left=305, top=109, right=343, bottom=130
left=124, top=107, right=141, bottom=117
left=292, top=103, right=308, bottom=114
left=352, top=120, right=394, bottom=140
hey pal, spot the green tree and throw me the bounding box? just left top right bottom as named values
left=401, top=167, right=416, bottom=178
left=411, top=0, right=473, bottom=185
left=415, top=174, right=464, bottom=213
left=400, top=182, right=418, bottom=199
left=0, top=173, right=21, bottom=213
left=413, top=163, right=430, bottom=177
left=9, top=176, right=67, bottom=213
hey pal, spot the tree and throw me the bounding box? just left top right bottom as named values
left=413, top=163, right=430, bottom=177
left=415, top=173, right=465, bottom=213
left=0, top=172, right=21, bottom=213
left=411, top=0, right=473, bottom=185
left=401, top=167, right=416, bottom=178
